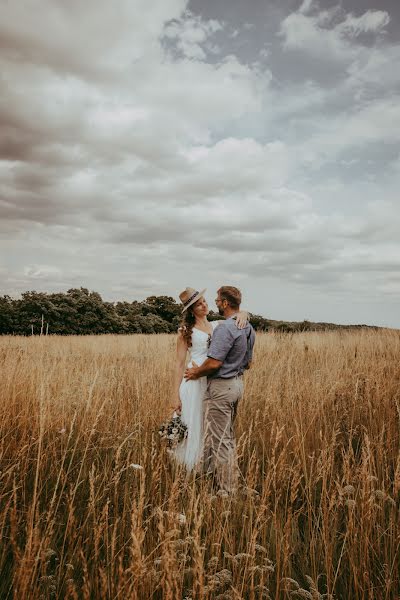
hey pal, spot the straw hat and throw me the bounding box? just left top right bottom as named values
left=179, top=287, right=207, bottom=312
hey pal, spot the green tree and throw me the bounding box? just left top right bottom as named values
left=133, top=314, right=171, bottom=333
left=0, top=295, right=15, bottom=334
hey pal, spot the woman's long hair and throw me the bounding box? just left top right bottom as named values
left=179, top=306, right=196, bottom=347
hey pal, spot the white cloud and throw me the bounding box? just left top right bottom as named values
left=0, top=0, right=187, bottom=77
left=23, top=265, right=62, bottom=279
left=164, top=12, right=222, bottom=59
left=298, top=0, right=313, bottom=16
left=279, top=3, right=390, bottom=66
left=293, top=96, right=400, bottom=167
left=337, top=10, right=390, bottom=37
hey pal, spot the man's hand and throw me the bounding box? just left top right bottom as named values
left=184, top=358, right=222, bottom=380
left=184, top=361, right=200, bottom=381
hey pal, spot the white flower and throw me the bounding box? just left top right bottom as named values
left=216, top=490, right=230, bottom=498
left=130, top=463, right=144, bottom=470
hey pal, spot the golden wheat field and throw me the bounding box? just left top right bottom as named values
left=0, top=330, right=399, bottom=600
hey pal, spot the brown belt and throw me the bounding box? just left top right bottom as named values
left=211, top=374, right=243, bottom=380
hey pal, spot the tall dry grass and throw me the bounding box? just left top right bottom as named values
left=0, top=330, right=399, bottom=599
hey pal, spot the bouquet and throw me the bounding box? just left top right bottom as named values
left=158, top=412, right=188, bottom=449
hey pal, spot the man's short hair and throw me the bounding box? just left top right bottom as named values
left=218, top=286, right=242, bottom=309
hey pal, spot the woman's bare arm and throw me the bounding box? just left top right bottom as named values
left=171, top=329, right=188, bottom=414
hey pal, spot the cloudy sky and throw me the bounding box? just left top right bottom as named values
left=1, top=0, right=399, bottom=327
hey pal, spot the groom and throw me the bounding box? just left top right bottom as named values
left=184, top=286, right=255, bottom=495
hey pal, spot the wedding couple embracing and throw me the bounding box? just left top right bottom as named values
left=170, top=285, right=255, bottom=496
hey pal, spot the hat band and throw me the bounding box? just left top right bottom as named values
left=183, top=291, right=199, bottom=307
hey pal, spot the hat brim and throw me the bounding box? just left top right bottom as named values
left=181, top=288, right=207, bottom=312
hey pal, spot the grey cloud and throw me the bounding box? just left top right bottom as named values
left=0, top=192, right=74, bottom=225
left=111, top=225, right=190, bottom=246
left=0, top=27, right=106, bottom=83
left=191, top=230, right=329, bottom=255
left=1, top=0, right=400, bottom=327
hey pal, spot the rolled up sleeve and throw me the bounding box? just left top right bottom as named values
left=207, top=325, right=234, bottom=362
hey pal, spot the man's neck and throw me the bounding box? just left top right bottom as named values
left=223, top=307, right=239, bottom=319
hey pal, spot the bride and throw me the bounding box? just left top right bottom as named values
left=170, top=287, right=248, bottom=471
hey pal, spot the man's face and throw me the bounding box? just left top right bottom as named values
left=215, top=293, right=226, bottom=316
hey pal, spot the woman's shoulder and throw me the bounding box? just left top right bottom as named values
left=177, top=326, right=189, bottom=349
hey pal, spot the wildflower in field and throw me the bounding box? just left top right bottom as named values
left=240, top=486, right=260, bottom=497
left=129, top=463, right=144, bottom=470
left=178, top=552, right=190, bottom=564
left=176, top=512, right=187, bottom=525
left=253, top=584, right=271, bottom=599
left=282, top=577, right=300, bottom=591
left=342, top=484, right=355, bottom=495
left=283, top=574, right=329, bottom=599
left=212, top=569, right=232, bottom=586
left=234, top=552, right=253, bottom=561
left=216, top=489, right=230, bottom=498
left=185, top=535, right=194, bottom=543
left=214, top=593, right=233, bottom=600
left=374, top=489, right=386, bottom=501
left=345, top=499, right=356, bottom=509
left=163, top=510, right=187, bottom=525
left=223, top=552, right=236, bottom=563
left=207, top=556, right=219, bottom=569
left=292, top=591, right=313, bottom=599
left=44, top=548, right=57, bottom=560
left=249, top=565, right=264, bottom=574
left=262, top=558, right=275, bottom=573
left=150, top=569, right=162, bottom=583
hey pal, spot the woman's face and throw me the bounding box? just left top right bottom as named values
left=192, top=296, right=209, bottom=318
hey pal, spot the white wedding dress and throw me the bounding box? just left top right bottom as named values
left=172, top=320, right=220, bottom=471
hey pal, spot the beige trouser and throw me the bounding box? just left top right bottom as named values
left=202, top=377, right=244, bottom=494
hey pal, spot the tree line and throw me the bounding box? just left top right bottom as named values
left=0, top=288, right=377, bottom=336
left=0, top=288, right=270, bottom=335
